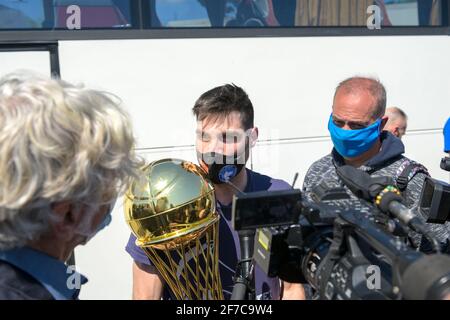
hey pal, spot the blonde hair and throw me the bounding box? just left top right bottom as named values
left=0, top=71, right=142, bottom=249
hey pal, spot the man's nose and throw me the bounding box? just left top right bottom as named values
left=342, top=123, right=352, bottom=130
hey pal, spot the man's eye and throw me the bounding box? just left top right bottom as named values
left=333, top=119, right=345, bottom=128
left=349, top=123, right=368, bottom=130
left=198, top=134, right=210, bottom=142
left=222, top=134, right=240, bottom=144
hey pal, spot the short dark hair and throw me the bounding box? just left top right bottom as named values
left=192, top=84, right=254, bottom=130
left=334, top=77, right=387, bottom=119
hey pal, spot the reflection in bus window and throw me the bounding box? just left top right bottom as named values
left=384, top=0, right=441, bottom=26
left=0, top=0, right=133, bottom=30
left=153, top=0, right=280, bottom=28
left=0, top=0, right=444, bottom=31
left=151, top=0, right=442, bottom=28
left=288, top=0, right=442, bottom=27
left=54, top=0, right=132, bottom=29
left=154, top=0, right=210, bottom=27
left=0, top=0, right=45, bottom=29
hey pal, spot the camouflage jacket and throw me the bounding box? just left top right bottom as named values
left=302, top=132, right=450, bottom=251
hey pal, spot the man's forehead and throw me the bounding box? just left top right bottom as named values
left=196, top=112, right=244, bottom=132
left=333, top=91, right=377, bottom=120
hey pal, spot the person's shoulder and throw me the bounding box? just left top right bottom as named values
left=444, top=117, right=450, bottom=130
left=444, top=117, right=450, bottom=151
left=307, top=154, right=333, bottom=171
left=389, top=155, right=429, bottom=175
left=303, top=153, right=334, bottom=183
left=301, top=154, right=335, bottom=193
left=269, top=177, right=291, bottom=191
left=248, top=170, right=291, bottom=191
left=0, top=261, right=53, bottom=300
left=125, top=233, right=153, bottom=266
left=386, top=155, right=429, bottom=205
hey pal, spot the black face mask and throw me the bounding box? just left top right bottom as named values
left=198, top=151, right=247, bottom=185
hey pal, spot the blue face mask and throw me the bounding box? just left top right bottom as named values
left=328, top=115, right=382, bottom=158
left=94, top=209, right=112, bottom=233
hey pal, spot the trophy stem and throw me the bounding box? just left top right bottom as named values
left=142, top=216, right=223, bottom=300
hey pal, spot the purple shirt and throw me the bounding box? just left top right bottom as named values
left=126, top=168, right=291, bottom=300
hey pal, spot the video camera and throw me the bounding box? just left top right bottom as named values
left=231, top=165, right=450, bottom=300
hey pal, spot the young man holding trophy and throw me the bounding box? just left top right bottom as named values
left=125, top=84, right=305, bottom=300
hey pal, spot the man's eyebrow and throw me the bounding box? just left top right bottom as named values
left=349, top=120, right=370, bottom=126
left=332, top=114, right=345, bottom=122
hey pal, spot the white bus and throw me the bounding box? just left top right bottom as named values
left=1, top=0, right=449, bottom=299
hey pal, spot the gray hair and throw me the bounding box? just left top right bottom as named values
left=385, top=106, right=408, bottom=121
left=334, top=76, right=387, bottom=119
left=0, top=71, right=142, bottom=249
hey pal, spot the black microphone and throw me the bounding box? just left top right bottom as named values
left=238, top=229, right=255, bottom=278
left=231, top=229, right=255, bottom=300
left=336, top=165, right=441, bottom=252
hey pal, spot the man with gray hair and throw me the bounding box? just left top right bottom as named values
left=384, top=106, right=408, bottom=139
left=0, top=71, right=142, bottom=300
left=303, top=76, right=449, bottom=255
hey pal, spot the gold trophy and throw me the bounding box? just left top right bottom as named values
left=124, top=158, right=223, bottom=300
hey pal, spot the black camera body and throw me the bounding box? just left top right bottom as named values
left=232, top=167, right=450, bottom=300
left=441, top=157, right=450, bottom=172
left=419, top=176, right=450, bottom=224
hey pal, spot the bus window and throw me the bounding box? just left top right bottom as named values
left=54, top=0, right=132, bottom=29
left=0, top=0, right=45, bottom=29
left=281, top=0, right=443, bottom=27
left=154, top=0, right=211, bottom=27
left=152, top=0, right=280, bottom=27
left=0, top=0, right=134, bottom=30
left=384, top=0, right=442, bottom=26
left=150, top=0, right=443, bottom=28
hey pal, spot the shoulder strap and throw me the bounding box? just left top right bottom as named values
left=395, top=159, right=430, bottom=192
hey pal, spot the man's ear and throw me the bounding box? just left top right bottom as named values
left=380, top=116, right=389, bottom=131
left=50, top=201, right=80, bottom=236
left=393, top=127, right=400, bottom=138
left=249, top=127, right=259, bottom=148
